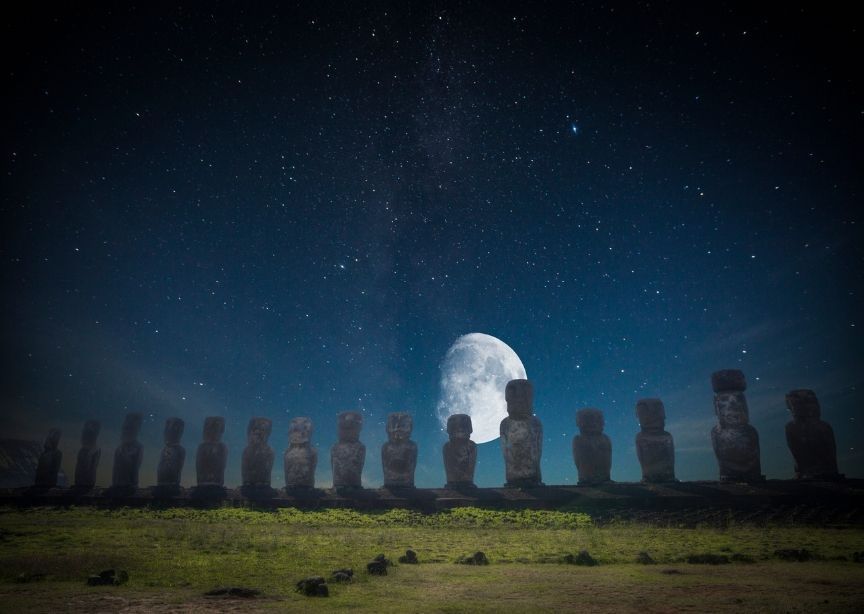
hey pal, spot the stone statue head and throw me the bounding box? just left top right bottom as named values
left=247, top=417, right=272, bottom=445
left=577, top=408, right=604, bottom=435
left=386, top=412, right=413, bottom=442
left=164, top=417, right=184, bottom=445
left=81, top=420, right=100, bottom=447
left=289, top=416, right=313, bottom=445
left=786, top=389, right=821, bottom=421
left=44, top=428, right=61, bottom=451
left=636, top=398, right=666, bottom=431
left=505, top=379, right=533, bottom=418
left=203, top=416, right=225, bottom=443
left=447, top=414, right=473, bottom=440
left=714, top=392, right=749, bottom=427
left=711, top=369, right=747, bottom=393
left=121, top=413, right=143, bottom=443
left=338, top=411, right=363, bottom=442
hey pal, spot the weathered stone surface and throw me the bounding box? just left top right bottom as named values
left=500, top=379, right=543, bottom=487
left=156, top=418, right=185, bottom=488
left=564, top=550, right=598, bottom=566
left=331, top=412, right=366, bottom=489
left=443, top=414, right=477, bottom=488
left=399, top=549, right=419, bottom=564
left=295, top=576, right=328, bottom=597
left=34, top=428, right=62, bottom=488
left=382, top=412, right=417, bottom=488
left=456, top=551, right=489, bottom=565
left=73, top=420, right=101, bottom=489
left=572, top=408, right=612, bottom=485
left=330, top=568, right=353, bottom=582
left=284, top=416, right=317, bottom=489
left=785, top=389, right=841, bottom=480
left=635, top=398, right=676, bottom=482
left=196, top=417, right=228, bottom=489
left=111, top=413, right=143, bottom=489
left=366, top=554, right=391, bottom=575
left=242, top=417, right=274, bottom=493
left=710, top=370, right=763, bottom=482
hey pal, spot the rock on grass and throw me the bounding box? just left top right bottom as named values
left=564, top=550, right=598, bottom=566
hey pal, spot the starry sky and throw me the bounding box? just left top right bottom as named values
left=2, top=3, right=862, bottom=488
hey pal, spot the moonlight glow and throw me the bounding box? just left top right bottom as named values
left=436, top=333, right=527, bottom=444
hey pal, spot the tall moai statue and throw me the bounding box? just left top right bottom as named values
left=284, top=416, right=317, bottom=489
left=785, top=389, right=842, bottom=480
left=155, top=417, right=185, bottom=494
left=111, top=413, right=143, bottom=491
left=33, top=428, right=62, bottom=488
left=382, top=412, right=418, bottom=488
left=635, top=398, right=676, bottom=482
left=195, top=416, right=228, bottom=495
left=500, top=379, right=543, bottom=488
left=74, top=420, right=101, bottom=489
left=241, top=417, right=275, bottom=496
left=572, top=408, right=612, bottom=484
left=710, top=369, right=764, bottom=481
left=331, top=411, right=365, bottom=490
left=443, top=414, right=477, bottom=488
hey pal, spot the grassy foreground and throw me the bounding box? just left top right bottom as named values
left=1, top=506, right=864, bottom=612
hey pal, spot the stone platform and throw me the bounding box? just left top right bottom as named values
left=2, top=479, right=862, bottom=524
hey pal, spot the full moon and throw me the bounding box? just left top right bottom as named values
left=436, top=333, right=527, bottom=444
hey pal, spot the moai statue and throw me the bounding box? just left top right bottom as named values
left=241, top=417, right=274, bottom=496
left=572, top=408, right=612, bottom=485
left=635, top=398, right=676, bottom=482
left=111, top=413, right=143, bottom=490
left=33, top=428, right=62, bottom=488
left=443, top=414, right=477, bottom=488
left=500, top=379, right=543, bottom=488
left=284, top=416, right=317, bottom=489
left=195, top=417, right=228, bottom=494
left=785, top=389, right=842, bottom=480
left=382, top=412, right=418, bottom=488
left=331, top=411, right=365, bottom=490
left=73, top=420, right=101, bottom=489
left=155, top=417, right=185, bottom=493
left=710, top=369, right=764, bottom=482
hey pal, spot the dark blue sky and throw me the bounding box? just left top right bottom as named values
left=2, top=3, right=861, bottom=487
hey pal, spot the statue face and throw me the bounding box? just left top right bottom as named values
left=505, top=379, right=533, bottom=418
left=786, top=389, right=821, bottom=420
left=247, top=418, right=272, bottom=445
left=164, top=418, right=184, bottom=445
left=81, top=420, right=100, bottom=446
left=577, top=408, right=604, bottom=434
left=203, top=416, right=225, bottom=443
left=121, top=413, right=143, bottom=442
left=447, top=414, right=472, bottom=439
left=338, top=412, right=362, bottom=442
left=387, top=412, right=413, bottom=441
left=636, top=399, right=665, bottom=430
left=289, top=417, right=312, bottom=444
left=715, top=392, right=749, bottom=427
left=44, top=428, right=61, bottom=450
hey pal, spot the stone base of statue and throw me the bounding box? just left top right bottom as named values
left=190, top=485, right=227, bottom=500
left=642, top=476, right=678, bottom=484
left=151, top=484, right=183, bottom=498
left=719, top=472, right=765, bottom=483
left=445, top=481, right=477, bottom=491
left=796, top=472, right=844, bottom=481
left=577, top=477, right=612, bottom=486
left=241, top=484, right=277, bottom=500
left=505, top=478, right=545, bottom=489
left=103, top=485, right=138, bottom=498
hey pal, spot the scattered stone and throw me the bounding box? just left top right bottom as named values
left=86, top=569, right=129, bottom=586
left=367, top=560, right=388, bottom=575
left=564, top=550, right=598, bottom=566
left=731, top=553, right=756, bottom=563
left=773, top=548, right=814, bottom=562
left=501, top=379, right=544, bottom=487
left=15, top=571, right=46, bottom=583
left=636, top=551, right=656, bottom=565
left=382, top=413, right=418, bottom=488
left=205, top=587, right=260, bottom=598
left=457, top=551, right=489, bottom=565
left=399, top=549, right=419, bottom=564
left=330, top=568, right=354, bottom=582
left=686, top=553, right=730, bottom=565
left=295, top=576, right=329, bottom=597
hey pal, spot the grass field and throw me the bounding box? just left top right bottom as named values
left=2, top=506, right=864, bottom=612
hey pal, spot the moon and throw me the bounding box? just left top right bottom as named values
left=436, top=333, right=527, bottom=444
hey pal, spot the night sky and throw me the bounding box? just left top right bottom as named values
left=2, top=3, right=861, bottom=488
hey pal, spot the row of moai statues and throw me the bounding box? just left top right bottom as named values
left=31, top=370, right=842, bottom=491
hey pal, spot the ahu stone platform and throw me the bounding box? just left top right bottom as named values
left=2, top=479, right=862, bottom=525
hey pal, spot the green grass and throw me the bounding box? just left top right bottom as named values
left=2, top=506, right=864, bottom=612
